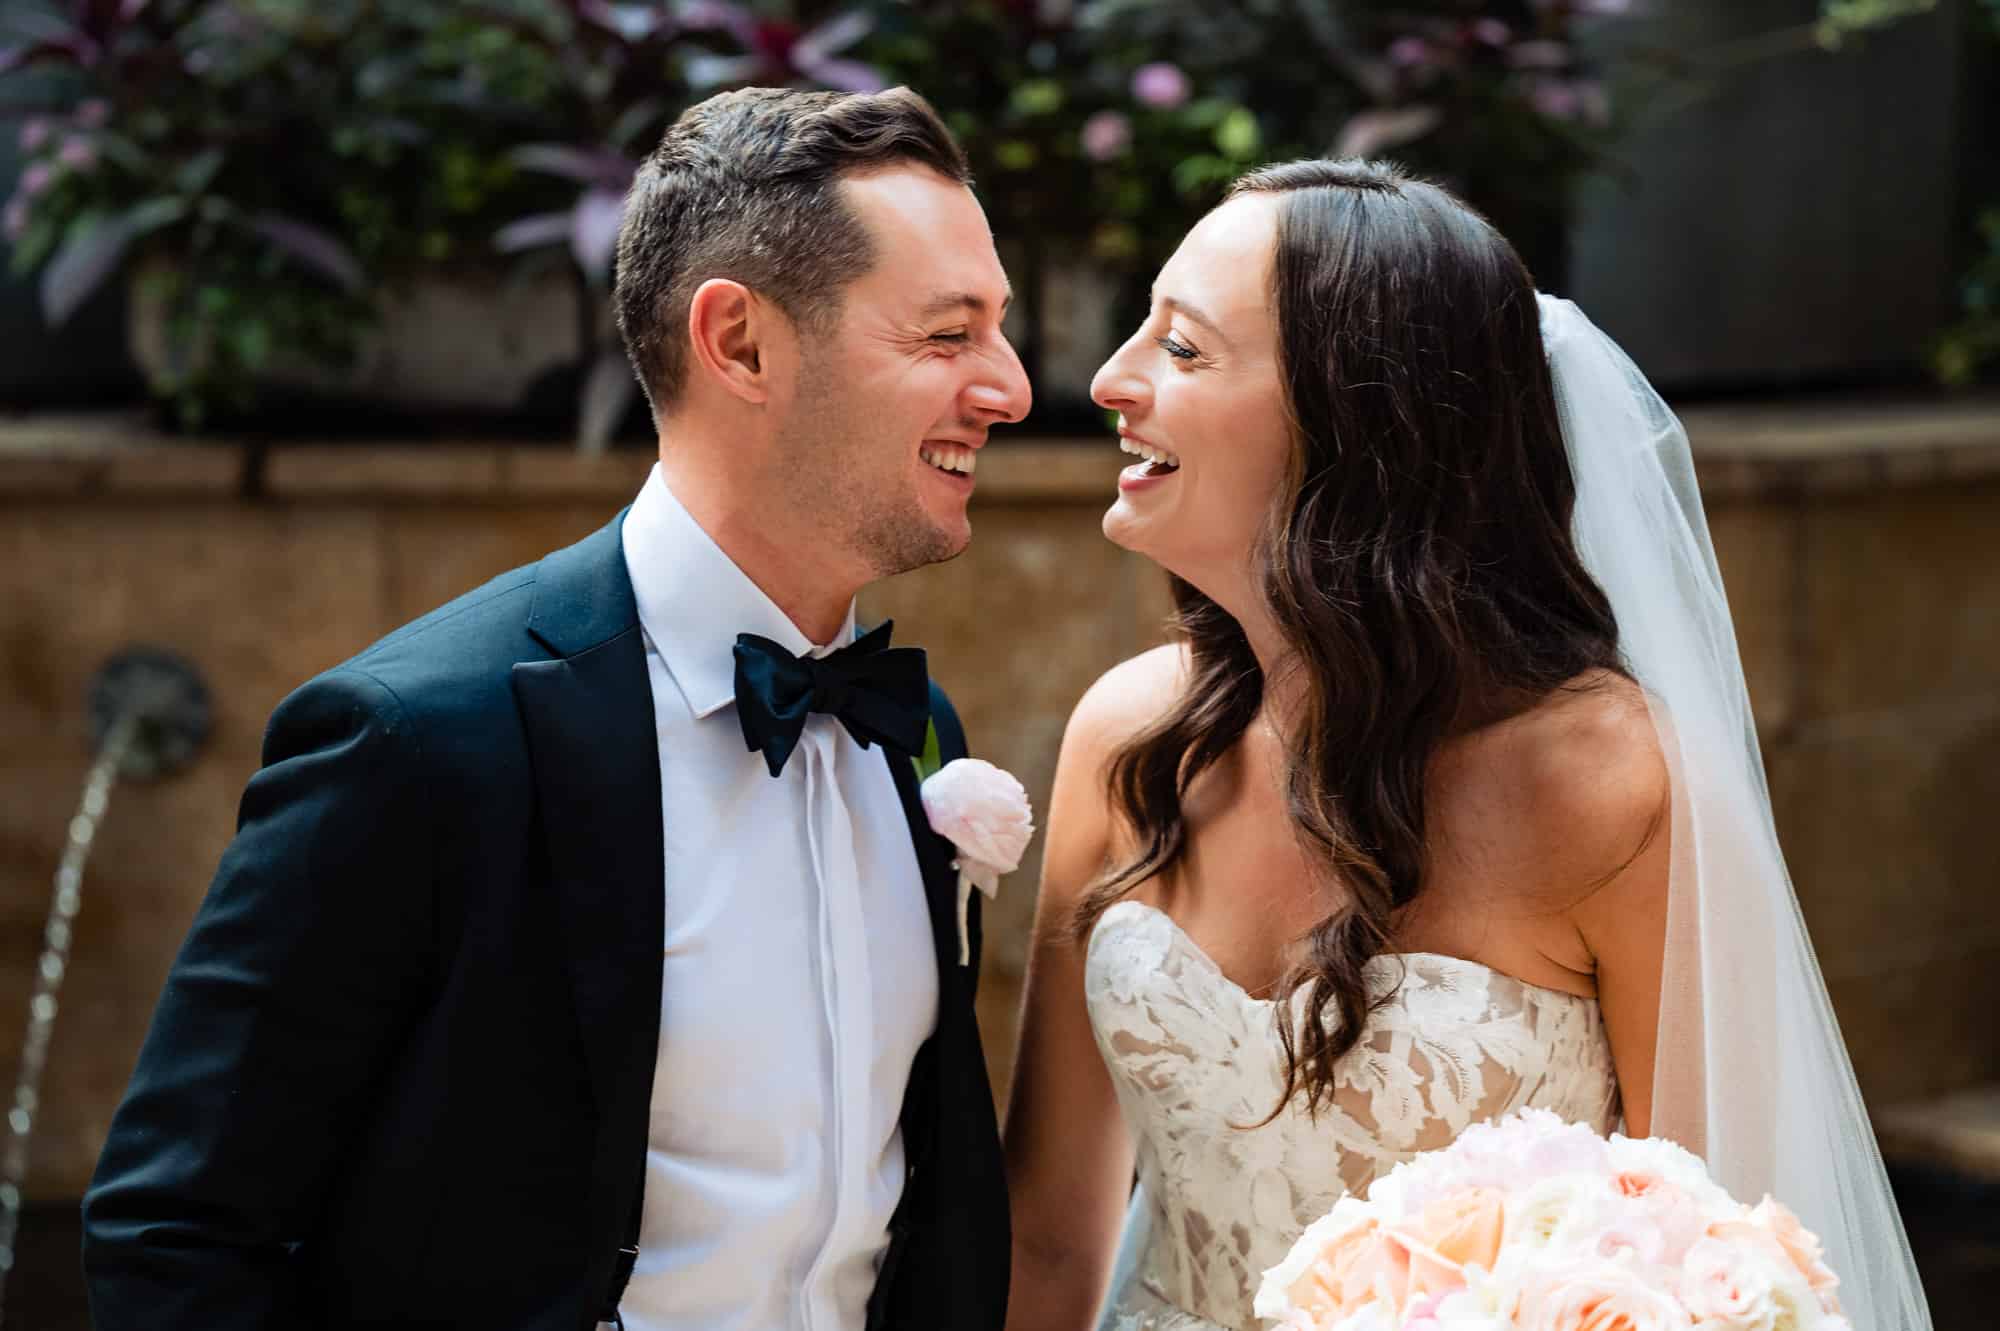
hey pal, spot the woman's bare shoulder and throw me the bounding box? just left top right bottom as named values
left=1514, top=672, right=1671, bottom=886
left=1063, top=641, right=1190, bottom=755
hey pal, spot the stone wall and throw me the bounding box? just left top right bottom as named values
left=2, top=400, right=1997, bottom=1199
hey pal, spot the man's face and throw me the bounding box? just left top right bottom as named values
left=770, top=165, right=1031, bottom=579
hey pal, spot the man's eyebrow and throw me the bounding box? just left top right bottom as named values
left=1158, top=293, right=1228, bottom=344
left=917, top=288, right=1015, bottom=321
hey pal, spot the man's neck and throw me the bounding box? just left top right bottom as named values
left=655, top=451, right=862, bottom=647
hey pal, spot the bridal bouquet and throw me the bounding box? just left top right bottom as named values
left=1255, top=1109, right=1848, bottom=1331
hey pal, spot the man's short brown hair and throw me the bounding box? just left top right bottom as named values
left=613, top=85, right=972, bottom=411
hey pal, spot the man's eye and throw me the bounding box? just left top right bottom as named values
left=931, top=331, right=971, bottom=344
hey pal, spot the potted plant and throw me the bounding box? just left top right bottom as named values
left=0, top=0, right=823, bottom=444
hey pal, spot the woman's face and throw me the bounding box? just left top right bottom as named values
left=1092, top=192, right=1296, bottom=601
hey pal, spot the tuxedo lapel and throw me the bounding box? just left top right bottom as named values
left=511, top=515, right=665, bottom=1125
left=886, top=747, right=967, bottom=989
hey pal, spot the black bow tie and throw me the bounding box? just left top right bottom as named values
left=732, top=621, right=930, bottom=778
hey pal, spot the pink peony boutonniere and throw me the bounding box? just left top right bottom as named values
left=919, top=758, right=1034, bottom=966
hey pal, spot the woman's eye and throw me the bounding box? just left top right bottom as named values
left=1155, top=334, right=1198, bottom=361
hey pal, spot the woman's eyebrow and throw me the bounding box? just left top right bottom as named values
left=1157, top=293, right=1230, bottom=347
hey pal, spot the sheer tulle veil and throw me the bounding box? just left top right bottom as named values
left=1537, top=294, right=1932, bottom=1331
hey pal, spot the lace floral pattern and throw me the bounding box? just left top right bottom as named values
left=1086, top=901, right=1621, bottom=1331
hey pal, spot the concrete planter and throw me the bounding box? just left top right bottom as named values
left=126, top=262, right=584, bottom=414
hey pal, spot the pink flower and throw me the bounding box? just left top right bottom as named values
left=921, top=758, right=1034, bottom=965
left=57, top=137, right=97, bottom=172
left=1749, top=1197, right=1842, bottom=1302
left=1080, top=110, right=1132, bottom=162
left=19, top=162, right=53, bottom=198
left=3, top=196, right=28, bottom=243
left=1389, top=36, right=1434, bottom=69
left=1682, top=1235, right=1780, bottom=1324
left=1392, top=1188, right=1505, bottom=1282
left=18, top=118, right=51, bottom=153
left=1284, top=1217, right=1413, bottom=1323
left=1595, top=1174, right=1704, bottom=1266
left=1131, top=61, right=1190, bottom=110
left=75, top=99, right=111, bottom=129
left=1530, top=79, right=1582, bottom=121
left=921, top=758, right=1033, bottom=875
left=1472, top=18, right=1512, bottom=46
left=1517, top=1260, right=1688, bottom=1331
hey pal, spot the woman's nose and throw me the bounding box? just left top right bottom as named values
left=1091, top=335, right=1152, bottom=415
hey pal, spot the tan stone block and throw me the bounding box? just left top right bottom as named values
left=502, top=447, right=654, bottom=501
left=265, top=446, right=505, bottom=499
left=976, top=967, right=1024, bottom=1114
left=1826, top=945, right=2000, bottom=1109
left=1765, top=699, right=2000, bottom=985
left=1798, top=484, right=2000, bottom=718
left=0, top=746, right=255, bottom=1196
left=1704, top=501, right=1797, bottom=741
left=975, top=441, right=1126, bottom=503
left=102, top=444, right=242, bottom=496
left=380, top=503, right=621, bottom=626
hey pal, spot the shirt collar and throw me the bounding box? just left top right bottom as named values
left=621, top=463, right=857, bottom=720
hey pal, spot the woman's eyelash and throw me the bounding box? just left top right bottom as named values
left=1155, top=335, right=1198, bottom=361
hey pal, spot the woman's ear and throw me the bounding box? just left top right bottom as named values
left=686, top=277, right=774, bottom=406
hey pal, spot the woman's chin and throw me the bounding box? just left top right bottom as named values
left=1101, top=501, right=1148, bottom=554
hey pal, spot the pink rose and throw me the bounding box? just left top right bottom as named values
left=76, top=99, right=111, bottom=129
left=57, top=137, right=97, bottom=172
left=920, top=758, right=1032, bottom=875
left=921, top=758, right=1033, bottom=966
left=1681, top=1234, right=1782, bottom=1325
left=1596, top=1174, right=1704, bottom=1266
left=3, top=196, right=28, bottom=243
left=18, top=117, right=51, bottom=153
left=19, top=162, right=53, bottom=198
left=1518, top=1261, right=1689, bottom=1331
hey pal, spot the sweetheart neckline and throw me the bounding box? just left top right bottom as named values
left=1091, top=899, right=1600, bottom=1007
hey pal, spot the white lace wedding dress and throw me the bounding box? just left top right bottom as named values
left=1085, top=900, right=1622, bottom=1331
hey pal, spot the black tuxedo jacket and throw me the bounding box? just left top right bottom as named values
left=81, top=513, right=1008, bottom=1330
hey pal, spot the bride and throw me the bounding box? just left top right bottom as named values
left=1001, top=160, right=1932, bottom=1331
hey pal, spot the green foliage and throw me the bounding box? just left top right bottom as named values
left=0, top=0, right=733, bottom=424
left=1933, top=2, right=2000, bottom=385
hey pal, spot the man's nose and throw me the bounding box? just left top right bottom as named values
left=966, top=334, right=1033, bottom=424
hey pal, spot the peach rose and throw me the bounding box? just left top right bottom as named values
left=1413, top=1188, right=1508, bottom=1272
left=1518, top=1261, right=1691, bottom=1331
left=1749, top=1197, right=1842, bottom=1300
left=1385, top=1187, right=1507, bottom=1303
left=1285, top=1218, right=1413, bottom=1324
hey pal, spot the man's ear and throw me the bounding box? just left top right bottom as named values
left=686, top=278, right=781, bottom=406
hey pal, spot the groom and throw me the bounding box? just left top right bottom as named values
left=82, top=86, right=1029, bottom=1330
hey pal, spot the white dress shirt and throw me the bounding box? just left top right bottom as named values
left=616, top=465, right=940, bottom=1331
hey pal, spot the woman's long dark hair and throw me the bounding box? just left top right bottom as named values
left=1074, top=159, right=1626, bottom=1120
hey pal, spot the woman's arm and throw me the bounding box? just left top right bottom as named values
left=1567, top=719, right=1672, bottom=1139
left=1002, top=654, right=1174, bottom=1331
